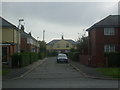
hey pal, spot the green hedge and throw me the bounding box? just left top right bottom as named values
left=20, top=52, right=30, bottom=67
left=30, top=53, right=38, bottom=64
left=12, top=52, right=39, bottom=68
left=68, top=52, right=80, bottom=61
left=105, top=52, right=120, bottom=67
left=38, top=52, right=46, bottom=59
left=11, top=53, right=21, bottom=68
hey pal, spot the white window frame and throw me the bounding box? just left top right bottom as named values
left=104, top=45, right=115, bottom=53
left=104, top=28, right=115, bottom=35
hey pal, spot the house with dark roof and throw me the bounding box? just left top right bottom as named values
left=20, top=25, right=39, bottom=53
left=0, top=17, right=20, bottom=65
left=83, top=15, right=120, bottom=67
left=47, top=36, right=77, bottom=53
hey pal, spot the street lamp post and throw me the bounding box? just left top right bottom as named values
left=17, top=19, right=24, bottom=53
left=37, top=37, right=39, bottom=53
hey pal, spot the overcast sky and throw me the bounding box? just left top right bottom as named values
left=1, top=2, right=118, bottom=43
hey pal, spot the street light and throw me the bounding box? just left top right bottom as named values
left=37, top=37, right=39, bottom=53
left=17, top=19, right=24, bottom=53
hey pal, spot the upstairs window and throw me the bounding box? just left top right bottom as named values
left=104, top=28, right=115, bottom=35
left=104, top=45, right=115, bottom=53
left=66, top=43, right=69, bottom=48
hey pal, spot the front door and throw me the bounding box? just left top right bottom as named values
left=2, top=47, right=8, bottom=63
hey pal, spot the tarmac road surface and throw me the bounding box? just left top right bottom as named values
left=3, top=57, right=119, bottom=88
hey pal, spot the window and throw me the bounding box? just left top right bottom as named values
left=104, top=45, right=115, bottom=52
left=104, top=28, right=115, bottom=35
left=32, top=48, right=35, bottom=52
left=66, top=43, right=69, bottom=48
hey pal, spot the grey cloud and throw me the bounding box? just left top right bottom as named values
left=2, top=2, right=118, bottom=27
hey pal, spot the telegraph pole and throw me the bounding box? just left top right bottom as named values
left=43, top=30, right=45, bottom=41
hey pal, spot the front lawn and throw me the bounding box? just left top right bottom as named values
left=0, top=69, right=11, bottom=76
left=2, top=65, right=11, bottom=75
left=97, top=68, right=120, bottom=78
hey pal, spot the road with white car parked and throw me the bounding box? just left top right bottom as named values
left=3, top=57, right=119, bottom=88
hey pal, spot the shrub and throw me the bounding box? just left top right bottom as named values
left=30, top=52, right=38, bottom=63
left=12, top=52, right=39, bottom=68
left=68, top=52, right=80, bottom=61
left=11, top=53, right=21, bottom=68
left=38, top=52, right=46, bottom=59
left=105, top=52, right=120, bottom=67
left=20, top=52, right=30, bottom=67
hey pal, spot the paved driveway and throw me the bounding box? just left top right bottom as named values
left=3, top=57, right=119, bottom=88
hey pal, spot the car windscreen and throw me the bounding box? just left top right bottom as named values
left=58, top=54, right=67, bottom=57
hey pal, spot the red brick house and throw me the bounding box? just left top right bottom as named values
left=20, top=25, right=39, bottom=53
left=85, top=15, right=120, bottom=67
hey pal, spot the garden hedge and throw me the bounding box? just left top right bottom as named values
left=38, top=52, right=46, bottom=59
left=11, top=53, right=21, bottom=68
left=105, top=52, right=120, bottom=67
left=12, top=52, right=39, bottom=68
left=20, top=52, right=30, bottom=67
left=68, top=52, right=80, bottom=61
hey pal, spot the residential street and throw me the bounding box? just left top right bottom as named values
left=3, top=57, right=119, bottom=88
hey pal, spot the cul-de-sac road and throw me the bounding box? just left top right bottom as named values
left=3, top=57, right=119, bottom=88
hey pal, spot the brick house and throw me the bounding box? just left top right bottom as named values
left=85, top=15, right=120, bottom=67
left=20, top=25, right=39, bottom=53
left=0, top=17, right=20, bottom=65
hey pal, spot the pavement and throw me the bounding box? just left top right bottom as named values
left=2, top=58, right=47, bottom=80
left=69, top=60, right=119, bottom=80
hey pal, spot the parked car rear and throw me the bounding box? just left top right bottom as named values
left=57, top=53, right=69, bottom=63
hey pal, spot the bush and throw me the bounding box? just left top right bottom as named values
left=20, top=52, right=30, bottom=67
left=38, top=52, right=46, bottom=59
left=105, top=52, right=120, bottom=67
left=12, top=52, right=39, bottom=68
left=68, top=52, right=80, bottom=61
left=11, top=53, right=21, bottom=68
left=30, top=52, right=38, bottom=63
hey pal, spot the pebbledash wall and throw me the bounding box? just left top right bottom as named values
left=1, top=17, right=20, bottom=65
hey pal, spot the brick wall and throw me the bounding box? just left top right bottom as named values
left=79, top=55, right=89, bottom=66
left=20, top=38, right=28, bottom=52
left=88, top=27, right=120, bottom=67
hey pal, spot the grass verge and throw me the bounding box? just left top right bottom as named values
left=97, top=68, right=120, bottom=78
left=0, top=69, right=11, bottom=76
